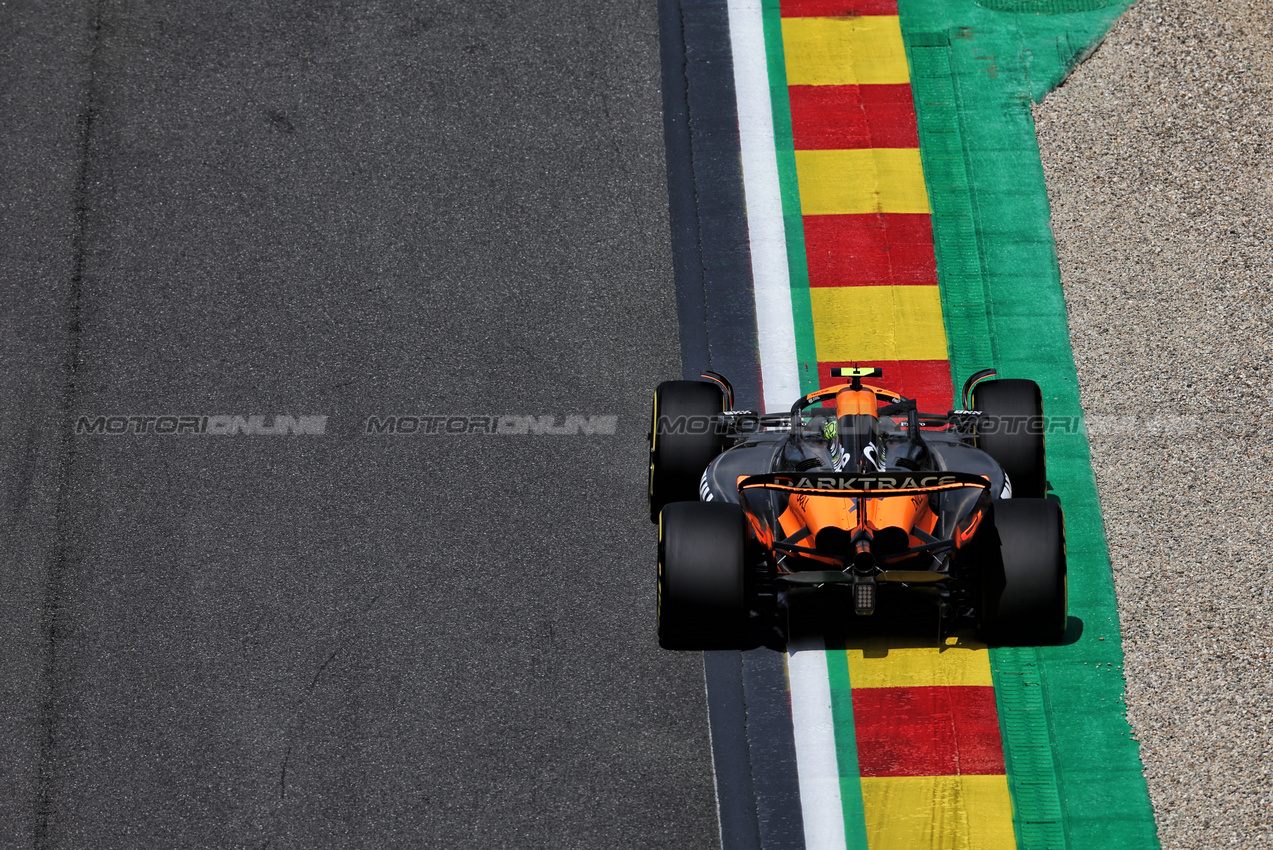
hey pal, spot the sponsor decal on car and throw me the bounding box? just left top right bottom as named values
left=742, top=471, right=990, bottom=492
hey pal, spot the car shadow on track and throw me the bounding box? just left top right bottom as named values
left=773, top=586, right=1084, bottom=651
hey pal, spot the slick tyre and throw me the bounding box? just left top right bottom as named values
left=978, top=498, right=1067, bottom=645
left=648, top=380, right=725, bottom=522
left=972, top=378, right=1047, bottom=498
left=658, top=501, right=748, bottom=650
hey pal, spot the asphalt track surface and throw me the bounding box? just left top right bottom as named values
left=0, top=2, right=720, bottom=847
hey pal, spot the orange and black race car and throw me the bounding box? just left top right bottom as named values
left=648, top=367, right=1066, bottom=650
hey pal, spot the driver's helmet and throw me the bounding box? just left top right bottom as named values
left=825, top=389, right=886, bottom=473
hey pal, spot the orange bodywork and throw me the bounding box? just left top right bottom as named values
left=777, top=492, right=938, bottom=560
left=800, top=382, right=901, bottom=410
left=733, top=375, right=993, bottom=575
left=835, top=387, right=879, bottom=418
left=772, top=385, right=939, bottom=559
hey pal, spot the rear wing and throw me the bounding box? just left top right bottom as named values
left=737, top=471, right=991, bottom=497
left=737, top=471, right=993, bottom=576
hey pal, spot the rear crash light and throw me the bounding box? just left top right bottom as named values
left=854, top=577, right=876, bottom=616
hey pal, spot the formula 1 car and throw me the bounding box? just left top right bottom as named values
left=648, top=367, right=1066, bottom=649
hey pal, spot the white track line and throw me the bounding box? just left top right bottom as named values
left=727, top=4, right=846, bottom=847
left=787, top=640, right=848, bottom=850
left=726, top=0, right=799, bottom=416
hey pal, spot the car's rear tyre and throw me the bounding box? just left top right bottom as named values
left=972, top=378, right=1046, bottom=498
left=648, top=380, right=726, bottom=522
left=978, top=498, right=1067, bottom=645
left=658, top=501, right=748, bottom=650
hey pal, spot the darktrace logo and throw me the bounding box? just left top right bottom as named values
left=751, top=473, right=984, bottom=491
left=773, top=474, right=959, bottom=490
